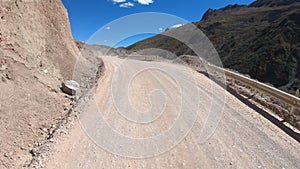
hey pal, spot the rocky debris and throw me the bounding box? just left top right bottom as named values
left=290, top=108, right=300, bottom=128
left=26, top=104, right=79, bottom=169
left=0, top=57, right=13, bottom=82
left=61, top=80, right=80, bottom=96
left=174, top=55, right=206, bottom=72
left=226, top=78, right=300, bottom=130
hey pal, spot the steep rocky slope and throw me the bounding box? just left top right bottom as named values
left=0, top=0, right=82, bottom=168
left=250, top=0, right=300, bottom=7
left=128, top=0, right=300, bottom=94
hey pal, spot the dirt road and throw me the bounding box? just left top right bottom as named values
left=45, top=56, right=299, bottom=169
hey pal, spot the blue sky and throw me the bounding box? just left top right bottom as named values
left=62, top=0, right=255, bottom=47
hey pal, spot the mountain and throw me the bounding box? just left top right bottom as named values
left=250, top=0, right=300, bottom=7
left=76, top=41, right=130, bottom=57
left=128, top=0, right=300, bottom=94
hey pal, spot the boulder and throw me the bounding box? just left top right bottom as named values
left=61, top=80, right=80, bottom=96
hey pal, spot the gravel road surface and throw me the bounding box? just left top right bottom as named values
left=45, top=56, right=300, bottom=169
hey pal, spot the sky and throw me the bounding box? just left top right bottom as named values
left=62, top=0, right=255, bottom=47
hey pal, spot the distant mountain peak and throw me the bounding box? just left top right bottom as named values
left=201, top=8, right=216, bottom=21
left=201, top=4, right=246, bottom=21
left=250, top=0, right=300, bottom=7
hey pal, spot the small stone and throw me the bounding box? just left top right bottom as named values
left=50, top=88, right=58, bottom=93
left=230, top=162, right=233, bottom=165
left=1, top=76, right=6, bottom=82
left=3, top=153, right=8, bottom=158
left=0, top=64, right=6, bottom=70
left=63, top=106, right=68, bottom=111
left=30, top=149, right=37, bottom=156
left=74, top=96, right=80, bottom=101
left=6, top=73, right=12, bottom=80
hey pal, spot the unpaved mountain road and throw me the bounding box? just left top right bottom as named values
left=45, top=56, right=299, bottom=169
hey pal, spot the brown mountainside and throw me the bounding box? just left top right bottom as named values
left=128, top=0, right=300, bottom=94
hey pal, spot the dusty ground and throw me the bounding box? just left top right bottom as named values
left=44, top=56, right=300, bottom=169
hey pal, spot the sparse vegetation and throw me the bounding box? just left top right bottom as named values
left=128, top=0, right=300, bottom=95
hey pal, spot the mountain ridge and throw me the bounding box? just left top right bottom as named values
left=250, top=0, right=300, bottom=7
left=128, top=0, right=300, bottom=94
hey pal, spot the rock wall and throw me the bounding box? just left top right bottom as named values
left=0, top=0, right=80, bottom=167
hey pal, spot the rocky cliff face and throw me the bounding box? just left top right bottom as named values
left=0, top=0, right=80, bottom=167
left=128, top=0, right=300, bottom=94
left=250, top=0, right=300, bottom=7
left=0, top=0, right=79, bottom=79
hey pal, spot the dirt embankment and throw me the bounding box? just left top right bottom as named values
left=0, top=0, right=103, bottom=168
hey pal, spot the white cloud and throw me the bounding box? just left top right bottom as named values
left=112, top=0, right=126, bottom=4
left=105, top=26, right=111, bottom=30
left=120, top=2, right=134, bottom=8
left=171, top=24, right=184, bottom=29
left=137, top=0, right=154, bottom=5
left=159, top=27, right=163, bottom=31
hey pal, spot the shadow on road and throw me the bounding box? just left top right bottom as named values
left=208, top=75, right=300, bottom=143
left=226, top=86, right=300, bottom=143
left=198, top=70, right=300, bottom=143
